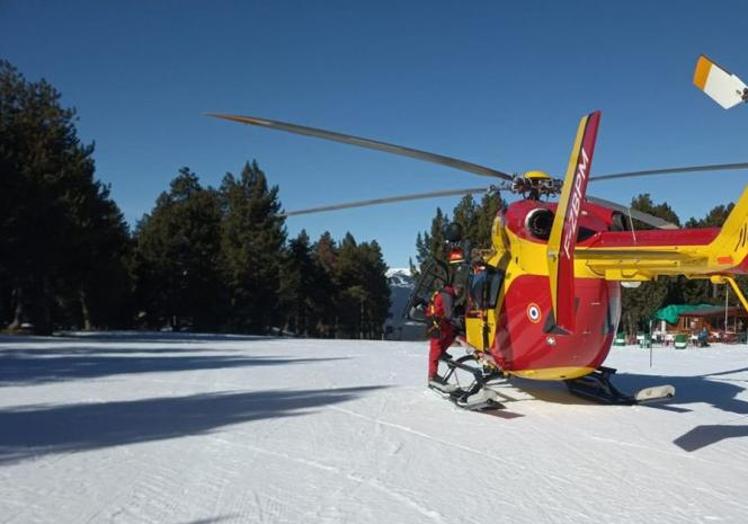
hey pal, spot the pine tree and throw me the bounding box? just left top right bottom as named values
left=475, top=192, right=504, bottom=249
left=220, top=161, right=286, bottom=333
left=0, top=60, right=131, bottom=333
left=65, top=182, right=132, bottom=329
left=685, top=203, right=734, bottom=228
left=452, top=195, right=479, bottom=248
left=335, top=233, right=364, bottom=338
left=629, top=194, right=681, bottom=229
left=311, top=232, right=338, bottom=337
left=279, top=230, right=324, bottom=336
left=414, top=208, right=448, bottom=266
left=359, top=239, right=391, bottom=338
left=412, top=207, right=452, bottom=289
left=428, top=208, right=449, bottom=264
left=133, top=168, right=224, bottom=330
left=334, top=233, right=390, bottom=339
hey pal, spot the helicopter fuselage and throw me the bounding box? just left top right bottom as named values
left=465, top=200, right=636, bottom=380
left=465, top=197, right=737, bottom=381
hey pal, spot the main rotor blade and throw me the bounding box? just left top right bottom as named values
left=587, top=195, right=679, bottom=229
left=207, top=113, right=512, bottom=180
left=590, top=162, right=748, bottom=182
left=281, top=187, right=488, bottom=217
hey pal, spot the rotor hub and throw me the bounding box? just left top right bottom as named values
left=501, top=171, right=562, bottom=200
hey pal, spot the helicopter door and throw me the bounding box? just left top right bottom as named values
left=465, top=267, right=504, bottom=351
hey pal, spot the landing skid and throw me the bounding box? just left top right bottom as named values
left=564, top=366, right=675, bottom=405
left=430, top=354, right=507, bottom=412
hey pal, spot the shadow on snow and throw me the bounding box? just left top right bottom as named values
left=515, top=368, right=748, bottom=452
left=54, top=332, right=279, bottom=344
left=0, top=345, right=236, bottom=355
left=0, top=331, right=278, bottom=346
left=615, top=368, right=748, bottom=452
left=0, top=386, right=387, bottom=465
left=0, top=353, right=346, bottom=386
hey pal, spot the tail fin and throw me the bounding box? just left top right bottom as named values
left=708, top=185, right=748, bottom=271
left=693, top=55, right=748, bottom=110
left=547, top=111, right=602, bottom=333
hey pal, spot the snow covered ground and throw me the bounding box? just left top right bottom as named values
left=1, top=333, right=747, bottom=523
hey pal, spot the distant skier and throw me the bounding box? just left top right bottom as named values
left=426, top=281, right=463, bottom=386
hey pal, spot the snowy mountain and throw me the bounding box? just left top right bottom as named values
left=386, top=267, right=414, bottom=287
left=2, top=333, right=748, bottom=523
left=385, top=268, right=425, bottom=340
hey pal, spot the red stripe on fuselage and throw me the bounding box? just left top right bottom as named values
left=731, top=254, right=748, bottom=274
left=580, top=228, right=720, bottom=248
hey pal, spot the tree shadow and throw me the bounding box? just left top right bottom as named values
left=511, top=369, right=748, bottom=452
left=509, top=370, right=748, bottom=412
left=67, top=332, right=280, bottom=343
left=1, top=345, right=230, bottom=356
left=9, top=331, right=279, bottom=344
left=612, top=371, right=748, bottom=415
left=0, top=386, right=387, bottom=464
left=0, top=353, right=347, bottom=386
left=673, top=425, right=748, bottom=452
left=614, top=370, right=748, bottom=452
left=0, top=332, right=280, bottom=356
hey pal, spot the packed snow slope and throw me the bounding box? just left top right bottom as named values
left=1, top=333, right=748, bottom=523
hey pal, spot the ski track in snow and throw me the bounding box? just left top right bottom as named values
left=1, top=333, right=748, bottom=523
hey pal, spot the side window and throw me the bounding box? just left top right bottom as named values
left=487, top=268, right=504, bottom=308
left=470, top=268, right=504, bottom=309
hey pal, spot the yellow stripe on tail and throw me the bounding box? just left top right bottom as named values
left=706, top=186, right=748, bottom=270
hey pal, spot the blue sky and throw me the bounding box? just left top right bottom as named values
left=3, top=1, right=748, bottom=268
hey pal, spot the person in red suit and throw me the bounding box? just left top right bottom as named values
left=426, top=282, right=463, bottom=384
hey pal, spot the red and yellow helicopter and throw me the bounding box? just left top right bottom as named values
left=208, top=60, right=748, bottom=409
